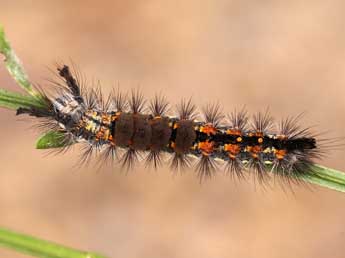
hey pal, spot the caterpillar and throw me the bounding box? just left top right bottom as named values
left=14, top=64, right=326, bottom=184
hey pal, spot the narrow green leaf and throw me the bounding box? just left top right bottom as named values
left=36, top=131, right=69, bottom=149
left=0, top=25, right=41, bottom=98
left=0, top=227, right=108, bottom=258
left=298, top=165, right=345, bottom=193
left=0, top=88, right=44, bottom=110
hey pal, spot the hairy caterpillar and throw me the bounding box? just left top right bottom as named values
left=14, top=64, right=328, bottom=184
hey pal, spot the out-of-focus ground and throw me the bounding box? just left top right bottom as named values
left=1, top=1, right=345, bottom=258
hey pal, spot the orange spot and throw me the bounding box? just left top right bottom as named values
left=171, top=142, right=176, bottom=149
left=275, top=149, right=287, bottom=160
left=96, top=129, right=104, bottom=139
left=200, top=124, right=217, bottom=135
left=255, top=131, right=264, bottom=137
left=113, top=112, right=122, bottom=120
left=226, top=129, right=242, bottom=136
left=236, top=137, right=242, bottom=142
left=173, top=123, right=179, bottom=129
left=251, top=145, right=262, bottom=153
left=249, top=145, right=262, bottom=159
left=258, top=137, right=263, bottom=144
left=198, top=141, right=214, bottom=155
left=224, top=144, right=241, bottom=155
left=102, top=114, right=111, bottom=123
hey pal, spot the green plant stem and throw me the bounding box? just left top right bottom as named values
left=0, top=25, right=40, bottom=98
left=0, top=88, right=44, bottom=110
left=0, top=227, right=109, bottom=258
left=299, top=164, right=345, bottom=192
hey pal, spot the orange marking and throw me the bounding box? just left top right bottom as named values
left=224, top=144, right=241, bottom=160
left=114, top=112, right=122, bottom=120
left=254, top=132, right=264, bottom=137
left=111, top=114, right=117, bottom=121
left=251, top=145, right=262, bottom=154
left=171, top=142, right=176, bottom=149
left=200, top=124, right=217, bottom=136
left=247, top=145, right=262, bottom=159
left=96, top=130, right=104, bottom=139
left=102, top=114, right=111, bottom=123
left=236, top=137, right=242, bottom=142
left=173, top=123, right=179, bottom=129
left=198, top=141, right=214, bottom=155
left=275, top=149, right=287, bottom=160
left=224, top=144, right=241, bottom=155
left=226, top=129, right=242, bottom=136
left=103, top=129, right=110, bottom=140
left=258, top=137, right=263, bottom=144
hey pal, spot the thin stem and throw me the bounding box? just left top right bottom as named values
left=298, top=164, right=345, bottom=192
left=0, top=88, right=44, bottom=110
left=0, top=25, right=40, bottom=98
left=0, top=227, right=109, bottom=258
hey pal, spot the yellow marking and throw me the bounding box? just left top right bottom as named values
left=103, top=129, right=110, bottom=140
left=258, top=137, right=263, bottom=144
left=85, top=123, right=92, bottom=131
left=236, top=137, right=242, bottom=142
left=263, top=147, right=271, bottom=153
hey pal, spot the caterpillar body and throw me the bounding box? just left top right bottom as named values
left=16, top=65, right=323, bottom=183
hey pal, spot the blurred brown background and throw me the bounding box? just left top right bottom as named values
left=1, top=1, right=345, bottom=258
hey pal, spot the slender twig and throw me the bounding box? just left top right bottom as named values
left=0, top=88, right=43, bottom=110
left=0, top=227, right=108, bottom=258
left=0, top=25, right=40, bottom=98
left=299, top=164, right=345, bottom=192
